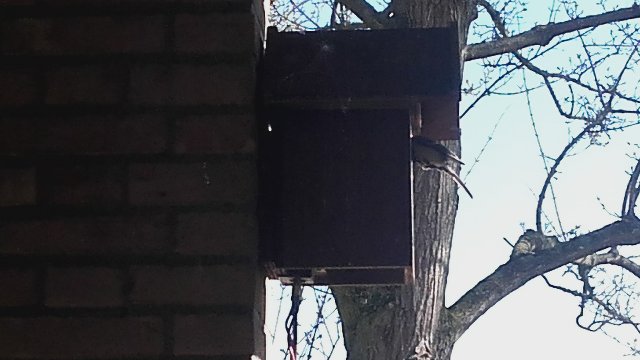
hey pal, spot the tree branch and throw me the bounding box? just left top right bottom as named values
left=337, top=0, right=386, bottom=28
left=576, top=251, right=640, bottom=279
left=463, top=4, right=640, bottom=61
left=445, top=218, right=640, bottom=341
left=623, top=158, right=640, bottom=218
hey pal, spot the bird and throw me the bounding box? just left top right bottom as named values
left=411, top=136, right=473, bottom=198
left=510, top=229, right=559, bottom=258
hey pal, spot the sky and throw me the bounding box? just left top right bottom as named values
left=265, top=1, right=640, bottom=358
left=448, top=72, right=639, bottom=360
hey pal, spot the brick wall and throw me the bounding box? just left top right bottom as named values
left=0, top=1, right=265, bottom=359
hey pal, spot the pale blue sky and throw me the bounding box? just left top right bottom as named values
left=449, top=71, right=639, bottom=360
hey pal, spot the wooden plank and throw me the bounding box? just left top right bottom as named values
left=262, top=27, right=460, bottom=104
left=259, top=108, right=414, bottom=285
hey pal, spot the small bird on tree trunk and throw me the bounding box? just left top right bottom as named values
left=411, top=135, right=473, bottom=198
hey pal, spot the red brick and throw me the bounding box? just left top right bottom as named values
left=0, top=269, right=38, bottom=306
left=0, top=317, right=163, bottom=358
left=0, top=215, right=171, bottom=255
left=0, top=115, right=167, bottom=155
left=174, top=114, right=255, bottom=154
left=174, top=14, right=254, bottom=54
left=174, top=314, right=252, bottom=356
left=177, top=0, right=252, bottom=2
left=131, top=265, right=254, bottom=306
left=0, top=0, right=34, bottom=4
left=173, top=65, right=254, bottom=105
left=176, top=212, right=256, bottom=256
left=45, top=66, right=126, bottom=104
left=39, top=164, right=124, bottom=207
left=128, top=65, right=255, bottom=105
left=0, top=19, right=48, bottom=55
left=46, top=267, right=123, bottom=307
left=0, top=71, right=38, bottom=106
left=128, top=65, right=171, bottom=104
left=39, top=0, right=247, bottom=3
left=1, top=16, right=165, bottom=55
left=0, top=167, right=36, bottom=207
left=129, top=160, right=256, bottom=206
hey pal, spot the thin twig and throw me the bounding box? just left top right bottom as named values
left=521, top=66, right=566, bottom=236
left=462, top=110, right=505, bottom=181
left=577, top=30, right=606, bottom=108
left=536, top=125, right=595, bottom=231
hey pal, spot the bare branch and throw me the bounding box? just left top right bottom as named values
left=337, top=0, right=386, bottom=28
left=577, top=30, right=606, bottom=109
left=523, top=72, right=565, bottom=236
left=288, top=0, right=321, bottom=29
left=536, top=125, right=594, bottom=232
left=472, top=0, right=598, bottom=121
left=445, top=218, right=640, bottom=341
left=541, top=273, right=583, bottom=297
left=576, top=252, right=640, bottom=279
left=462, top=113, right=503, bottom=181
left=542, top=263, right=639, bottom=337
left=464, top=4, right=640, bottom=61
left=460, top=33, right=582, bottom=119
left=460, top=62, right=521, bottom=118
left=581, top=295, right=640, bottom=333
left=623, top=158, right=640, bottom=218
left=380, top=2, right=393, bottom=19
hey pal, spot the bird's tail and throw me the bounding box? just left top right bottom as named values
left=442, top=167, right=473, bottom=198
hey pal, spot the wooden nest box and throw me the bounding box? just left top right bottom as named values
left=259, top=26, right=460, bottom=286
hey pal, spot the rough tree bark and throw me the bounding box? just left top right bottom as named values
left=332, top=1, right=475, bottom=359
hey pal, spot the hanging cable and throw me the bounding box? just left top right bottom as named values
left=285, top=278, right=302, bottom=360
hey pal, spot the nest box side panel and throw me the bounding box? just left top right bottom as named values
left=262, top=108, right=412, bottom=271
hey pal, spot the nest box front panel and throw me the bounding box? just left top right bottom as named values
left=261, top=108, right=413, bottom=277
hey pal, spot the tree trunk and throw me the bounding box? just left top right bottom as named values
left=334, top=167, right=459, bottom=359
left=332, top=1, right=475, bottom=359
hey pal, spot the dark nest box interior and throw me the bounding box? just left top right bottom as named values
left=259, top=26, right=460, bottom=286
